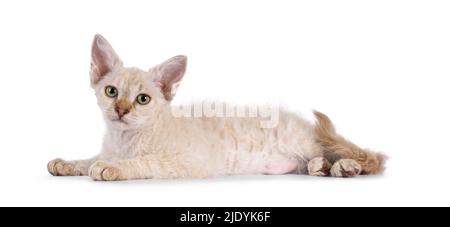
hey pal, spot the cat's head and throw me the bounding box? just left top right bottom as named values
left=90, top=34, right=187, bottom=129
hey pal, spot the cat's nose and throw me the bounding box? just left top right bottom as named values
left=114, top=99, right=132, bottom=119
left=115, top=107, right=130, bottom=119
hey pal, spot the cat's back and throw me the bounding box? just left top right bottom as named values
left=174, top=108, right=316, bottom=149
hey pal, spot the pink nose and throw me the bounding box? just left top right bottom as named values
left=115, top=107, right=130, bottom=119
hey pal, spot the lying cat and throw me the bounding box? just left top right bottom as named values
left=48, top=34, right=386, bottom=181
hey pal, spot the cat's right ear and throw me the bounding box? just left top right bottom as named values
left=90, top=34, right=123, bottom=84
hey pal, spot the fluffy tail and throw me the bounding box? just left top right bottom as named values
left=313, top=111, right=386, bottom=175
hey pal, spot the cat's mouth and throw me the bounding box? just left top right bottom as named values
left=111, top=118, right=128, bottom=124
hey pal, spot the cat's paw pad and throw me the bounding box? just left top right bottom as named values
left=47, top=158, right=82, bottom=176
left=89, top=161, right=121, bottom=181
left=330, top=159, right=362, bottom=178
left=307, top=157, right=331, bottom=176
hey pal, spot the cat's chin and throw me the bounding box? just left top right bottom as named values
left=106, top=118, right=133, bottom=129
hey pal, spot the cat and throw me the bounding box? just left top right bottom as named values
left=48, top=34, right=386, bottom=181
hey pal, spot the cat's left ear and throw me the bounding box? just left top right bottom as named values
left=154, top=55, right=187, bottom=101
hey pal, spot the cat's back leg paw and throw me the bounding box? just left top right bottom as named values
left=307, top=157, right=331, bottom=176
left=330, top=159, right=362, bottom=178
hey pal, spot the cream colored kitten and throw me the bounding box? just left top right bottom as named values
left=48, top=35, right=386, bottom=181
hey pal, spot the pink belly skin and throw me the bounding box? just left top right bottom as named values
left=263, top=159, right=298, bottom=175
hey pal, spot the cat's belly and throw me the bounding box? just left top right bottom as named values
left=262, top=158, right=299, bottom=175
left=228, top=151, right=299, bottom=175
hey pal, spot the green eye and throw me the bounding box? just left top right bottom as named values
left=105, top=86, right=118, bottom=98
left=136, top=94, right=151, bottom=105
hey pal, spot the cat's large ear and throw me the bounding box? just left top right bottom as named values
left=90, top=34, right=123, bottom=84
left=154, top=55, right=187, bottom=101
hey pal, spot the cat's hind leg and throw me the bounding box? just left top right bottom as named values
left=330, top=159, right=362, bottom=177
left=307, top=157, right=362, bottom=177
left=307, top=157, right=331, bottom=176
left=313, top=111, right=386, bottom=177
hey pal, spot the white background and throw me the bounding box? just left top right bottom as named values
left=0, top=0, right=449, bottom=207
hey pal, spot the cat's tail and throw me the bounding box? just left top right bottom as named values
left=313, top=111, right=386, bottom=175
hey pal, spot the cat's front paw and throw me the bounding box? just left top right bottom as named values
left=330, top=159, right=362, bottom=178
left=89, top=161, right=122, bottom=181
left=48, top=158, right=82, bottom=176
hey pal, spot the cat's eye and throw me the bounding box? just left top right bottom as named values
left=105, top=86, right=118, bottom=98
left=136, top=94, right=151, bottom=105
